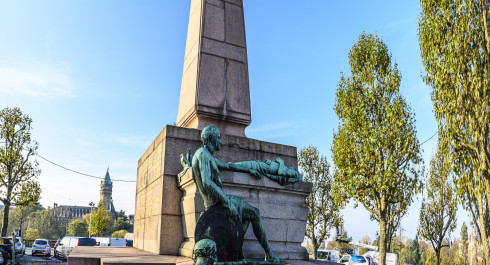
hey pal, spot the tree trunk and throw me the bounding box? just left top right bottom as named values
left=436, top=249, right=440, bottom=265
left=477, top=194, right=490, bottom=265
left=18, top=217, right=23, bottom=237
left=379, top=218, right=387, bottom=265
left=1, top=202, right=10, bottom=237
left=313, top=237, right=318, bottom=260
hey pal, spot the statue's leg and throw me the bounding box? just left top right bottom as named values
left=242, top=203, right=282, bottom=262
left=239, top=220, right=250, bottom=259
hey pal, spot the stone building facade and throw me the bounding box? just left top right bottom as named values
left=53, top=169, right=117, bottom=228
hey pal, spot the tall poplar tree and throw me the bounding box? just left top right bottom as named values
left=418, top=144, right=458, bottom=265
left=332, top=33, right=423, bottom=265
left=299, top=146, right=343, bottom=260
left=419, top=1, right=490, bottom=262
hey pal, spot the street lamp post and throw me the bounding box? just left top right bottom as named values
left=88, top=202, right=95, bottom=238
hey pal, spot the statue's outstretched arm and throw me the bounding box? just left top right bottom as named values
left=214, top=158, right=230, bottom=170
left=228, top=161, right=261, bottom=178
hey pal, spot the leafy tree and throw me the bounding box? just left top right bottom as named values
left=419, top=240, right=430, bottom=265
left=24, top=228, right=41, bottom=240
left=9, top=204, right=43, bottom=237
left=359, top=235, right=371, bottom=255
left=31, top=208, right=63, bottom=239
left=332, top=33, right=423, bottom=265
left=117, top=210, right=128, bottom=221
left=410, top=236, right=422, bottom=265
left=85, top=202, right=110, bottom=237
left=298, top=146, right=344, bottom=260
left=425, top=247, right=437, bottom=265
left=67, top=219, right=88, bottom=237
left=418, top=144, right=458, bottom=265
left=0, top=107, right=42, bottom=236
left=399, top=239, right=412, bottom=265
left=459, top=222, right=469, bottom=265
left=111, top=230, right=127, bottom=239
left=419, top=0, right=490, bottom=262
left=112, top=217, right=133, bottom=233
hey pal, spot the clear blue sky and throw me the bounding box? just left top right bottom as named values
left=0, top=0, right=468, bottom=243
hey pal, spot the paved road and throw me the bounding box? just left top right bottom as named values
left=14, top=247, right=65, bottom=263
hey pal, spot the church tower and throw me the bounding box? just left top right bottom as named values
left=100, top=168, right=114, bottom=212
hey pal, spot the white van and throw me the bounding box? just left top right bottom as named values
left=109, top=238, right=126, bottom=247
left=316, top=249, right=340, bottom=262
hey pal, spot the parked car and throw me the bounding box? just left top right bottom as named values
left=0, top=238, right=13, bottom=261
left=316, top=249, right=340, bottom=262
left=56, top=236, right=96, bottom=259
left=363, top=251, right=398, bottom=265
left=53, top=239, right=61, bottom=258
left=0, top=245, right=10, bottom=265
left=339, top=254, right=368, bottom=265
left=32, top=239, right=50, bottom=257
left=8, top=237, right=25, bottom=255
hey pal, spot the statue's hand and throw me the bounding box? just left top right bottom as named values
left=181, top=154, right=191, bottom=168
left=249, top=169, right=261, bottom=178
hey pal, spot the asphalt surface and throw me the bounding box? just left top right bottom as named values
left=13, top=247, right=65, bottom=263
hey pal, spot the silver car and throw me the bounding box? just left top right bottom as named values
left=31, top=239, right=50, bottom=257
left=8, top=237, right=25, bottom=255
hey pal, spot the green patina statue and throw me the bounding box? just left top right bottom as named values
left=227, top=158, right=302, bottom=185
left=181, top=126, right=301, bottom=264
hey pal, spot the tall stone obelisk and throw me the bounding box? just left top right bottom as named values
left=134, top=0, right=311, bottom=260
left=176, top=0, right=251, bottom=137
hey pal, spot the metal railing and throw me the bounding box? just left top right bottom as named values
left=16, top=260, right=67, bottom=265
left=23, top=240, right=57, bottom=247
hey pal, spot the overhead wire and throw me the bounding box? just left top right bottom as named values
left=421, top=131, right=437, bottom=145
left=36, top=154, right=136, bottom=183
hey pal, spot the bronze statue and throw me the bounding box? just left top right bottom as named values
left=182, top=126, right=300, bottom=264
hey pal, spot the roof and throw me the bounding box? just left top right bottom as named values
left=101, top=168, right=112, bottom=186
left=110, top=201, right=116, bottom=214
left=55, top=205, right=92, bottom=209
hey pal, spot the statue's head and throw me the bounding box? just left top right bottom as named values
left=201, top=126, right=221, bottom=151
left=193, top=239, right=217, bottom=265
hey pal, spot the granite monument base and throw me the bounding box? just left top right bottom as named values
left=134, top=125, right=311, bottom=260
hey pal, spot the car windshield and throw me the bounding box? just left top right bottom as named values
left=317, top=252, right=328, bottom=259
left=35, top=240, right=47, bottom=245
left=351, top=255, right=367, bottom=263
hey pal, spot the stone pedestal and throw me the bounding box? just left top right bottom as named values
left=179, top=170, right=311, bottom=260
left=134, top=125, right=311, bottom=260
